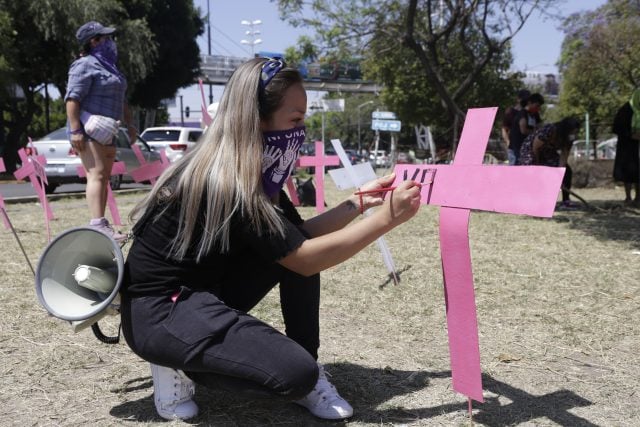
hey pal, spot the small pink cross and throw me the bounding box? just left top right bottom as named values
left=296, top=140, right=340, bottom=213
left=14, top=148, right=54, bottom=240
left=393, top=108, right=564, bottom=403
left=199, top=79, right=213, bottom=127
left=284, top=177, right=301, bottom=206
left=129, top=145, right=170, bottom=185
left=77, top=162, right=127, bottom=226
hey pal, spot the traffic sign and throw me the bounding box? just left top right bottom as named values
left=372, top=111, right=397, bottom=119
left=371, top=119, right=402, bottom=132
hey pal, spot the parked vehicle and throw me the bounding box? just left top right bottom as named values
left=30, top=127, right=160, bottom=194
left=396, top=152, right=413, bottom=164
left=369, top=150, right=390, bottom=168
left=140, top=126, right=203, bottom=162
left=344, top=149, right=368, bottom=165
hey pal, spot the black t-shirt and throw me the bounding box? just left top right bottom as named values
left=123, top=190, right=306, bottom=296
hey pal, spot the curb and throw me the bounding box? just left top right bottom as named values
left=2, top=187, right=149, bottom=205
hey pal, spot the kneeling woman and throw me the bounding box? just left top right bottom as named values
left=121, top=58, right=421, bottom=421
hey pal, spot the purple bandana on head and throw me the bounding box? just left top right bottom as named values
left=261, top=126, right=306, bottom=196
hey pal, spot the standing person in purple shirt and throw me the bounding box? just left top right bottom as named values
left=64, top=21, right=135, bottom=241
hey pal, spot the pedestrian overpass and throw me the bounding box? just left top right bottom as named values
left=200, top=54, right=381, bottom=94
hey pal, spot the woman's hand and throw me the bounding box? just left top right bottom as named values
left=70, top=132, right=86, bottom=152
left=379, top=179, right=422, bottom=226
left=351, top=173, right=396, bottom=212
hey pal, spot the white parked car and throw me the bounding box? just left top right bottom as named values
left=369, top=150, right=390, bottom=168
left=140, top=126, right=203, bottom=162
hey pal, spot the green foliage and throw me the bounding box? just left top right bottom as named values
left=128, top=0, right=204, bottom=107
left=304, top=93, right=378, bottom=149
left=27, top=96, right=67, bottom=139
left=283, top=35, right=319, bottom=68
left=277, top=0, right=551, bottom=148
left=0, top=0, right=202, bottom=171
left=558, top=0, right=640, bottom=138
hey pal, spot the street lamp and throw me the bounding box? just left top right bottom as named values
left=357, top=100, right=374, bottom=154
left=241, top=19, right=262, bottom=56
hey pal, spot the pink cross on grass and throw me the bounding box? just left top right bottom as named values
left=393, top=107, right=564, bottom=403
left=14, top=148, right=54, bottom=241
left=129, top=145, right=170, bottom=185
left=296, top=140, right=340, bottom=213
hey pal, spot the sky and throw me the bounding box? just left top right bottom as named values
left=170, top=0, right=609, bottom=123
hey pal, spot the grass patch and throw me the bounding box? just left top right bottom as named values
left=1, top=182, right=639, bottom=425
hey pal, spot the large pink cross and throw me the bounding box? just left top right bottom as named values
left=129, top=145, right=170, bottom=185
left=14, top=148, right=54, bottom=240
left=77, top=161, right=126, bottom=226
left=296, top=140, right=340, bottom=213
left=393, top=108, right=564, bottom=403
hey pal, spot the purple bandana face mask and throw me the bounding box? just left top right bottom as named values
left=261, top=126, right=306, bottom=197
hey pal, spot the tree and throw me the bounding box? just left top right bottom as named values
left=128, top=0, right=204, bottom=109
left=558, top=0, right=640, bottom=151
left=1, top=0, right=203, bottom=172
left=0, top=0, right=157, bottom=172
left=276, top=0, right=551, bottom=154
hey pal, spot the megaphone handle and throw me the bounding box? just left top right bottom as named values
left=91, top=322, right=121, bottom=344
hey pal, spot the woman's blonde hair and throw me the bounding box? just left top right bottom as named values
left=129, top=57, right=303, bottom=261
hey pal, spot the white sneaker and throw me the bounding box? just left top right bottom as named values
left=150, top=363, right=198, bottom=420
left=294, top=363, right=353, bottom=420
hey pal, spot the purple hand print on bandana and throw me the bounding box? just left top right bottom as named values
left=261, top=126, right=306, bottom=196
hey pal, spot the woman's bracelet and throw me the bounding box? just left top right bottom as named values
left=356, top=191, right=365, bottom=215
left=69, top=128, right=83, bottom=135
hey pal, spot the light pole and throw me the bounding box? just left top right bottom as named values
left=241, top=19, right=262, bottom=56
left=357, top=100, right=374, bottom=154
left=207, top=0, right=213, bottom=104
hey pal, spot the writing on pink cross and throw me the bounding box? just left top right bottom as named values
left=77, top=162, right=127, bottom=226
left=14, top=148, right=54, bottom=240
left=129, top=144, right=170, bottom=185
left=296, top=140, right=340, bottom=213
left=393, top=108, right=564, bottom=403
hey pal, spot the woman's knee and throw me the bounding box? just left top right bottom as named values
left=280, top=356, right=318, bottom=399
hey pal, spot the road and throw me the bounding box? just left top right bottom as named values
left=0, top=181, right=150, bottom=200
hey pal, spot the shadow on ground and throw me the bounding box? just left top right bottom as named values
left=109, top=363, right=595, bottom=426
left=552, top=200, right=640, bottom=249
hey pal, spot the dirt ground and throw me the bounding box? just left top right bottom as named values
left=0, top=182, right=639, bottom=426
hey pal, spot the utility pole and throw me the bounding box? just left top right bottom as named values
left=179, top=95, right=184, bottom=126
left=207, top=0, right=213, bottom=105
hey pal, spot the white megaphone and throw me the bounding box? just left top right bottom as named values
left=35, top=227, right=124, bottom=333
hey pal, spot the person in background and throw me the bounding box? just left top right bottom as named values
left=509, top=92, right=545, bottom=165
left=612, top=88, right=640, bottom=206
left=120, top=57, right=422, bottom=421
left=64, top=21, right=136, bottom=241
left=502, top=89, right=531, bottom=164
left=519, top=116, right=581, bottom=209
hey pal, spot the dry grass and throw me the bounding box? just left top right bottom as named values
left=1, top=181, right=639, bottom=426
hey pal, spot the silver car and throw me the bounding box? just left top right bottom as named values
left=31, top=127, right=160, bottom=194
